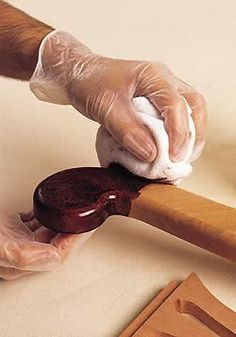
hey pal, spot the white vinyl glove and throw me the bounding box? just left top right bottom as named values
left=0, top=212, right=92, bottom=280
left=30, top=30, right=206, bottom=163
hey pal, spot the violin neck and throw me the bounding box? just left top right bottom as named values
left=130, top=184, right=236, bottom=262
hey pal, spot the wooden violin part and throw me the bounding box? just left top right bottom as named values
left=33, top=164, right=236, bottom=261
left=119, top=273, right=236, bottom=337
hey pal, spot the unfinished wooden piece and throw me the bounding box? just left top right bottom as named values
left=120, top=281, right=180, bottom=337
left=119, top=273, right=236, bottom=337
left=131, top=184, right=236, bottom=261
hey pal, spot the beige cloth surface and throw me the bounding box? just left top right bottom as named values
left=0, top=1, right=235, bottom=336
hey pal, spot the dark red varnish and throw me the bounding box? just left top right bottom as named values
left=33, top=164, right=165, bottom=234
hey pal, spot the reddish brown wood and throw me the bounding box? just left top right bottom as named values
left=33, top=164, right=236, bottom=261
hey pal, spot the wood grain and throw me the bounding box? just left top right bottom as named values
left=119, top=281, right=179, bottom=337
left=119, top=273, right=236, bottom=337
left=130, top=184, right=236, bottom=261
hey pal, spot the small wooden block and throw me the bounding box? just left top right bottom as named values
left=119, top=273, right=236, bottom=337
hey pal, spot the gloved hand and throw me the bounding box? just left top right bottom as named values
left=30, top=31, right=206, bottom=163
left=0, top=212, right=91, bottom=280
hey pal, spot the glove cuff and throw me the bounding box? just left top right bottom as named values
left=29, top=30, right=91, bottom=105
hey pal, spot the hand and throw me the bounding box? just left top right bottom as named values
left=0, top=212, right=91, bottom=280
left=30, top=31, right=206, bottom=162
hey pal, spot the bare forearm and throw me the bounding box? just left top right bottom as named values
left=0, top=1, right=53, bottom=80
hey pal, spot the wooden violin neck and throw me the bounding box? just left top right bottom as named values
left=130, top=184, right=236, bottom=262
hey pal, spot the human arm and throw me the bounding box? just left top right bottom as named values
left=0, top=0, right=53, bottom=80
left=0, top=1, right=206, bottom=162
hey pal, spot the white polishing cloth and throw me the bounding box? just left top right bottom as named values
left=96, top=97, right=195, bottom=184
